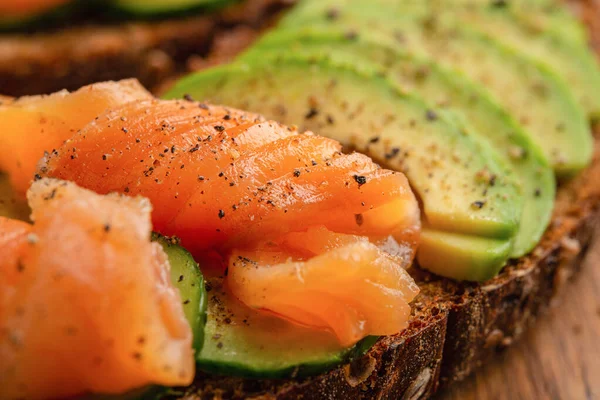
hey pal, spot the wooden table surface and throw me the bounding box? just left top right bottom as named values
left=436, top=229, right=600, bottom=400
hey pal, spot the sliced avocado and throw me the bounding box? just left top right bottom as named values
left=448, top=9, right=600, bottom=118
left=152, top=234, right=207, bottom=351
left=110, top=0, right=233, bottom=17
left=279, top=3, right=592, bottom=176
left=165, top=54, right=521, bottom=280
left=348, top=2, right=600, bottom=118
left=285, top=0, right=587, bottom=44
left=244, top=27, right=555, bottom=258
left=196, top=275, right=378, bottom=378
left=418, top=229, right=513, bottom=282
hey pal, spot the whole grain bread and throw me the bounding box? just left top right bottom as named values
left=159, top=126, right=600, bottom=400
left=0, top=0, right=290, bottom=97
left=156, top=1, right=600, bottom=399
left=2, top=1, right=598, bottom=398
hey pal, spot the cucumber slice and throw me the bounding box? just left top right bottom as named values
left=197, top=275, right=377, bottom=378
left=152, top=234, right=207, bottom=351
left=110, top=0, right=234, bottom=17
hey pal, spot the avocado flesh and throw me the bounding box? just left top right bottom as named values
left=288, top=0, right=587, bottom=45
left=194, top=275, right=377, bottom=378
left=280, top=2, right=593, bottom=176
left=244, top=27, right=555, bottom=258
left=350, top=2, right=600, bottom=119
left=165, top=55, right=522, bottom=280
left=418, top=229, right=514, bottom=282
left=152, top=234, right=207, bottom=352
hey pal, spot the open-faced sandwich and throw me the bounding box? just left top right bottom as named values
left=0, top=0, right=599, bottom=399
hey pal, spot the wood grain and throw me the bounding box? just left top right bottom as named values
left=436, top=230, right=600, bottom=400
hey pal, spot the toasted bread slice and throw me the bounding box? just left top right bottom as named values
left=0, top=0, right=288, bottom=96
left=161, top=2, right=600, bottom=399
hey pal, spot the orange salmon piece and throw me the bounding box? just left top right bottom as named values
left=228, top=228, right=420, bottom=347
left=0, top=179, right=193, bottom=400
left=41, top=99, right=420, bottom=258
left=0, top=80, right=152, bottom=195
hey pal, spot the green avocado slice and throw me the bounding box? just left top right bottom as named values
left=418, top=229, right=514, bottom=282
left=279, top=0, right=592, bottom=176
left=165, top=54, right=522, bottom=280
left=243, top=27, right=555, bottom=258
left=337, top=1, right=600, bottom=119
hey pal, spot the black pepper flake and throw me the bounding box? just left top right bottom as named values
left=135, top=138, right=141, bottom=143
left=121, top=127, right=128, bottom=133
left=103, top=224, right=111, bottom=233
left=214, top=125, right=225, bottom=132
left=471, top=200, right=486, bottom=210
left=124, top=187, right=130, bottom=193
left=426, top=109, right=438, bottom=121
left=385, top=148, right=401, bottom=159
left=534, top=188, right=542, bottom=197
left=326, top=114, right=335, bottom=125
left=171, top=145, right=176, bottom=154
left=305, top=107, right=319, bottom=119
left=325, top=7, right=339, bottom=20
left=132, top=352, right=142, bottom=361
left=353, top=175, right=367, bottom=187
left=183, top=93, right=194, bottom=101
left=16, top=262, right=25, bottom=273
left=223, top=114, right=231, bottom=120
left=344, top=30, right=358, bottom=41
left=311, top=160, right=318, bottom=166
left=355, top=214, right=364, bottom=226
left=102, top=154, right=108, bottom=161
left=189, top=144, right=200, bottom=153
left=369, top=136, right=380, bottom=144
left=178, top=275, right=184, bottom=282
left=198, top=176, right=205, bottom=181
left=293, top=169, right=301, bottom=177
left=183, top=299, right=190, bottom=305
left=218, top=210, right=225, bottom=219
left=199, top=103, right=210, bottom=110
left=216, top=342, right=223, bottom=349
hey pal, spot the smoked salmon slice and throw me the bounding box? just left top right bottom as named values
left=0, top=179, right=193, bottom=400
left=40, top=99, right=421, bottom=258
left=37, top=96, right=421, bottom=346
left=229, top=227, right=420, bottom=347
left=0, top=79, right=152, bottom=195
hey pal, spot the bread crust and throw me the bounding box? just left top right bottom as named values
left=0, top=0, right=287, bottom=96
